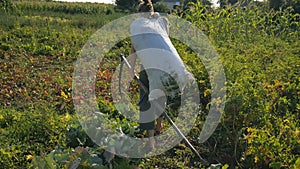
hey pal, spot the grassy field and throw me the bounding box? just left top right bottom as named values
left=0, top=1, right=299, bottom=168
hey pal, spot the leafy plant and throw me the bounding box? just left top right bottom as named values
left=0, top=0, right=15, bottom=13
left=0, top=1, right=299, bottom=168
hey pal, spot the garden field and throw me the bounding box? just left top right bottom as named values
left=0, top=0, right=299, bottom=168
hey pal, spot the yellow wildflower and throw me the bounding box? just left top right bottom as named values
left=61, top=91, right=68, bottom=99
left=26, top=155, right=33, bottom=161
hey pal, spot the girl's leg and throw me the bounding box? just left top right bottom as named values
left=155, top=116, right=163, bottom=135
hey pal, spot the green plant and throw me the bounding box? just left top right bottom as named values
left=0, top=0, right=15, bottom=13
left=0, top=106, right=72, bottom=168
left=0, top=1, right=299, bottom=168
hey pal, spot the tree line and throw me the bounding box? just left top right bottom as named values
left=115, top=0, right=300, bottom=13
left=1, top=0, right=299, bottom=14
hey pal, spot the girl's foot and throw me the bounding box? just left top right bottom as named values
left=145, top=137, right=155, bottom=151
left=145, top=130, right=155, bottom=151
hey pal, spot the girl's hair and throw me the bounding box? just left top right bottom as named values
left=137, top=0, right=154, bottom=13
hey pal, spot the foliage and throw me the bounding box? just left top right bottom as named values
left=246, top=113, right=299, bottom=168
left=115, top=0, right=166, bottom=12
left=183, top=0, right=213, bottom=7
left=30, top=123, right=138, bottom=169
left=181, top=2, right=299, bottom=168
left=0, top=106, right=71, bottom=168
left=0, top=1, right=299, bottom=168
left=269, top=0, right=300, bottom=13
left=15, top=1, right=115, bottom=15
left=0, top=0, right=15, bottom=13
left=115, top=0, right=139, bottom=11
left=153, top=2, right=170, bottom=13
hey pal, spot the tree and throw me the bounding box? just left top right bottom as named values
left=153, top=2, right=170, bottom=13
left=115, top=0, right=139, bottom=11
left=115, top=0, right=161, bottom=11
left=269, top=0, right=284, bottom=10
left=269, top=0, right=300, bottom=13
left=152, top=0, right=161, bottom=3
